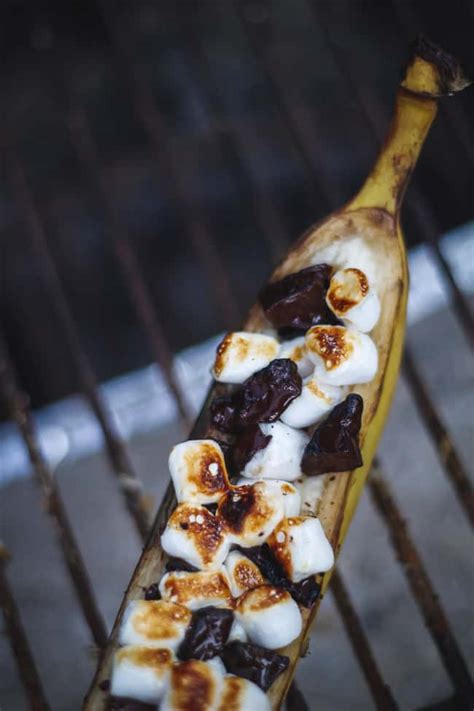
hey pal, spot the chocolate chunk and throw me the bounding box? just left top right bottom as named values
left=242, top=544, right=320, bottom=608
left=143, top=583, right=161, bottom=601
left=211, top=359, right=302, bottom=433
left=178, top=606, right=234, bottom=661
left=259, top=264, right=339, bottom=334
left=301, top=394, right=363, bottom=476
left=165, top=558, right=199, bottom=574
left=109, top=698, right=157, bottom=711
left=222, top=641, right=289, bottom=691
left=218, top=486, right=256, bottom=535
left=232, top=424, right=272, bottom=472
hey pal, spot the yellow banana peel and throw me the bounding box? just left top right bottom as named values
left=84, top=37, right=471, bottom=710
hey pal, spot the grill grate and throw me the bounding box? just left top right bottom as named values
left=0, top=2, right=472, bottom=709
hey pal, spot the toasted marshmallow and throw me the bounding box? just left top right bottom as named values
left=235, top=478, right=301, bottom=518
left=110, top=645, right=173, bottom=704
left=278, top=336, right=314, bottom=378
left=228, top=618, right=248, bottom=643
left=218, top=675, right=271, bottom=711
left=119, top=600, right=191, bottom=652
left=159, top=570, right=233, bottom=610
left=235, top=585, right=302, bottom=649
left=161, top=659, right=223, bottom=711
left=268, top=516, right=334, bottom=583
left=280, top=376, right=343, bottom=428
left=224, top=550, right=265, bottom=598
left=218, top=481, right=285, bottom=547
left=212, top=331, right=279, bottom=384
left=305, top=325, right=378, bottom=386
left=169, top=440, right=231, bottom=505
left=161, top=504, right=231, bottom=571
left=326, top=268, right=381, bottom=332
left=239, top=421, right=309, bottom=482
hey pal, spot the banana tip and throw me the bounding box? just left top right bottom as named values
left=403, top=34, right=472, bottom=97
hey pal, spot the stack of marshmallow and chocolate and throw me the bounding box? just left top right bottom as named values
left=108, top=262, right=381, bottom=710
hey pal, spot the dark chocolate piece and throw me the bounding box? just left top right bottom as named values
left=232, top=424, right=272, bottom=472
left=301, top=394, right=363, bottom=476
left=109, top=698, right=157, bottom=711
left=259, top=264, right=339, bottom=334
left=165, top=558, right=199, bottom=574
left=242, top=544, right=320, bottom=608
left=211, top=359, right=302, bottom=433
left=218, top=486, right=256, bottom=535
left=178, top=606, right=234, bottom=661
left=143, top=583, right=161, bottom=601
left=222, top=641, right=289, bottom=691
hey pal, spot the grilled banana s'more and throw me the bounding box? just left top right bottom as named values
left=84, top=37, right=471, bottom=711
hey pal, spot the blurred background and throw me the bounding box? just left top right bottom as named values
left=0, top=1, right=473, bottom=709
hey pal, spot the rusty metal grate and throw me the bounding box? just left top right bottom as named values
left=0, top=2, right=473, bottom=709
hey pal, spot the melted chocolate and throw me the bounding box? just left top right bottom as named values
left=218, top=486, right=256, bottom=534
left=242, top=544, right=320, bottom=608
left=143, top=583, right=161, bottom=601
left=109, top=698, right=157, bottom=711
left=259, top=264, right=339, bottom=335
left=232, top=424, right=272, bottom=472
left=178, top=606, right=234, bottom=661
left=222, top=641, right=289, bottom=691
left=211, top=359, right=302, bottom=433
left=165, top=558, right=199, bottom=574
left=301, top=394, right=363, bottom=475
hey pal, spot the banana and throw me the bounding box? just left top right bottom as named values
left=84, top=37, right=470, bottom=710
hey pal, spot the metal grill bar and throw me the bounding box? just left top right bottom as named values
left=0, top=335, right=108, bottom=650
left=0, top=137, right=151, bottom=542
left=403, top=349, right=474, bottom=526
left=331, top=570, right=398, bottom=710
left=309, top=0, right=474, bottom=350
left=369, top=464, right=473, bottom=701
left=98, top=0, right=240, bottom=327
left=0, top=545, right=50, bottom=711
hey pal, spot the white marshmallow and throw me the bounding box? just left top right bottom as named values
left=110, top=645, right=173, bottom=704
left=305, top=325, right=378, bottom=386
left=212, top=331, right=279, bottom=384
left=280, top=376, right=343, bottom=428
left=240, top=421, right=309, bottom=482
left=161, top=659, right=223, bottom=711
left=169, top=440, right=231, bottom=505
left=159, top=570, right=233, bottom=610
left=218, top=481, right=285, bottom=547
left=207, top=656, right=227, bottom=676
left=228, top=618, right=248, bottom=643
left=161, top=504, right=231, bottom=571
left=278, top=336, right=314, bottom=377
left=268, top=516, right=334, bottom=583
left=119, top=600, right=191, bottom=652
left=224, top=550, right=265, bottom=598
left=218, top=675, right=271, bottom=711
left=235, top=585, right=302, bottom=649
left=326, top=268, right=381, bottom=332
left=235, top=478, right=301, bottom=518
left=296, top=475, right=326, bottom=515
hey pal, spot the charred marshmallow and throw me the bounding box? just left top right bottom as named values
left=278, top=336, right=314, bottom=378
left=212, top=331, right=279, bottom=384
left=224, top=550, right=265, bottom=598
left=326, top=268, right=380, bottom=332
left=280, top=376, right=343, bottom=429
left=218, top=481, right=285, bottom=547
left=218, top=675, right=271, bottom=711
left=110, top=645, right=173, bottom=704
left=235, top=478, right=301, bottom=518
left=169, top=439, right=230, bottom=505
left=306, top=325, right=378, bottom=386
left=159, top=570, right=233, bottom=610
left=268, top=516, right=334, bottom=583
left=161, top=504, right=231, bottom=571
left=161, top=658, right=223, bottom=711
left=235, top=585, right=302, bottom=649
left=240, top=421, right=309, bottom=482
left=119, top=600, right=191, bottom=651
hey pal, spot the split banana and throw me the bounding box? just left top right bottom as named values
left=84, top=37, right=470, bottom=710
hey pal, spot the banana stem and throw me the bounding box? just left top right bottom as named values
left=348, top=36, right=471, bottom=216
